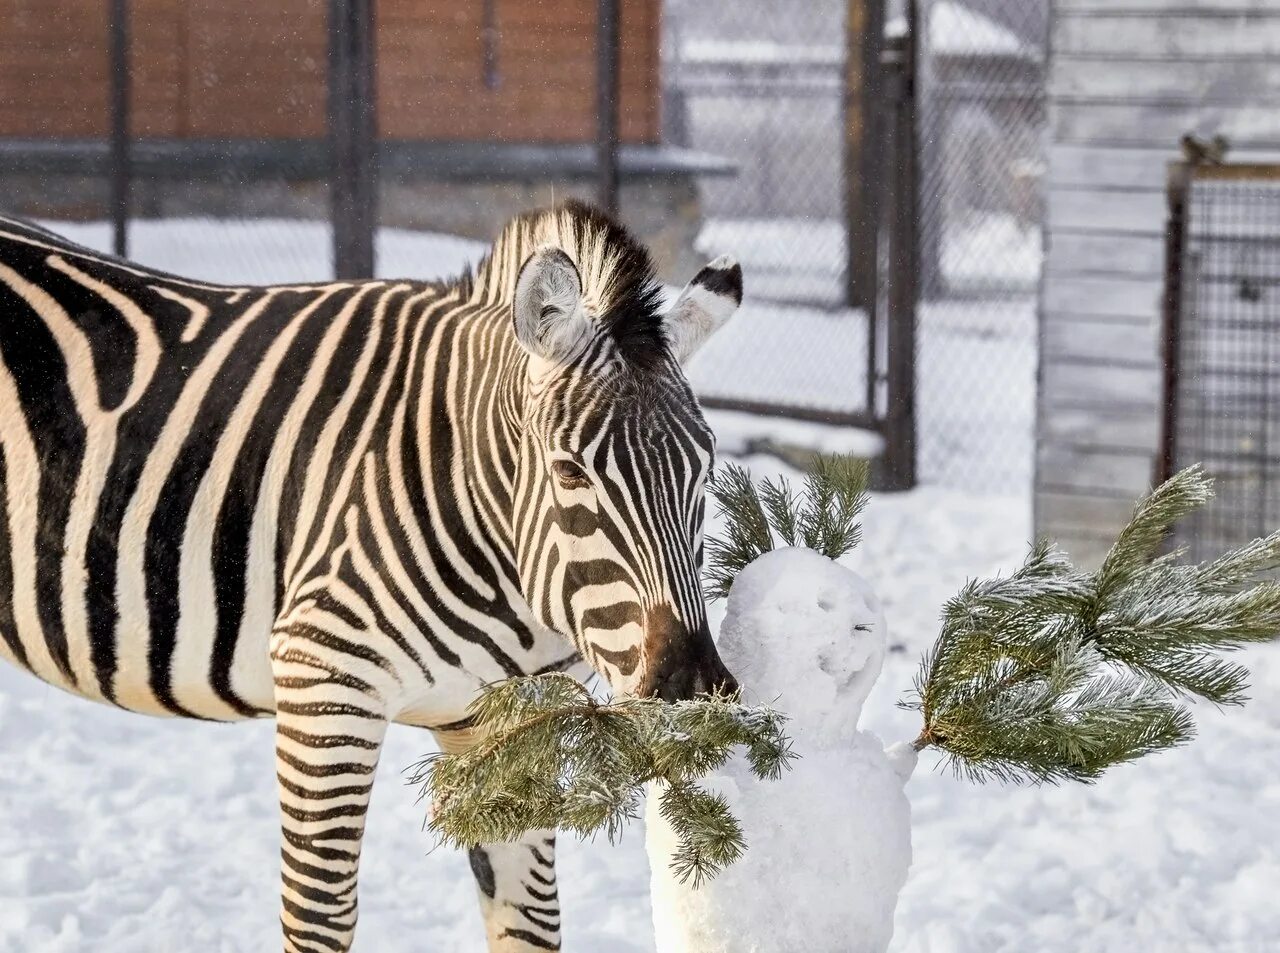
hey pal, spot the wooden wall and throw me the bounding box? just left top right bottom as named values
left=0, top=0, right=659, bottom=143
left=1037, top=0, right=1280, bottom=566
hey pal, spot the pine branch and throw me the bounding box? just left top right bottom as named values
left=703, top=454, right=870, bottom=599
left=905, top=466, right=1280, bottom=784
left=704, top=464, right=774, bottom=600
left=411, top=674, right=796, bottom=885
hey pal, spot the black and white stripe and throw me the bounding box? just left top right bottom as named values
left=0, top=200, right=742, bottom=952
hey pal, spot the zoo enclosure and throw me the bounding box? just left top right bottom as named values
left=0, top=0, right=1049, bottom=496
left=1161, top=160, right=1280, bottom=562
left=667, top=0, right=1047, bottom=493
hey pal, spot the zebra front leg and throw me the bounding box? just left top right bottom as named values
left=435, top=726, right=562, bottom=951
left=274, top=676, right=388, bottom=952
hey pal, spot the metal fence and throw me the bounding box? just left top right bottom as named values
left=0, top=0, right=1052, bottom=497
left=661, top=0, right=890, bottom=465
left=1161, top=162, right=1280, bottom=562
left=668, top=0, right=1048, bottom=495
left=911, top=0, right=1046, bottom=493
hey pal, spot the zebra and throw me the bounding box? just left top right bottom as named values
left=0, top=199, right=743, bottom=951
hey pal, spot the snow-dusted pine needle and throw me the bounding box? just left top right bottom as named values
left=410, top=674, right=796, bottom=886
left=904, top=466, right=1280, bottom=784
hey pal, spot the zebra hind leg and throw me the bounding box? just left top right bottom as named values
left=433, top=726, right=562, bottom=951
left=274, top=676, right=388, bottom=952
left=468, top=832, right=562, bottom=952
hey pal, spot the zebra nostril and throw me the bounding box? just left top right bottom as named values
left=655, top=669, right=694, bottom=703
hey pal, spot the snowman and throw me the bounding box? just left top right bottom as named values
left=646, top=547, right=916, bottom=953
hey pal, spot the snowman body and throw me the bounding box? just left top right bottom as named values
left=646, top=548, right=914, bottom=953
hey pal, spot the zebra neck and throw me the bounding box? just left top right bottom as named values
left=419, top=301, right=529, bottom=574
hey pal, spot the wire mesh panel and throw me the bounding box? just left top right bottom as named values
left=913, top=0, right=1046, bottom=492
left=0, top=3, right=114, bottom=245
left=1, top=2, right=337, bottom=286
left=1168, top=167, right=1280, bottom=562
left=660, top=0, right=874, bottom=427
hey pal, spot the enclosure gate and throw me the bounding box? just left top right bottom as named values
left=1161, top=161, right=1280, bottom=561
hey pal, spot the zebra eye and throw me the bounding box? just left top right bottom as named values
left=551, top=459, right=590, bottom=489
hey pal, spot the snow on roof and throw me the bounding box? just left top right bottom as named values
left=929, top=1, right=1038, bottom=62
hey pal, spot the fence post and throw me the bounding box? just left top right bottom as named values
left=108, top=0, right=131, bottom=258
left=843, top=0, right=887, bottom=310
left=873, top=16, right=918, bottom=492
left=1158, top=161, right=1191, bottom=487
left=329, top=0, right=378, bottom=279
left=596, top=0, right=621, bottom=217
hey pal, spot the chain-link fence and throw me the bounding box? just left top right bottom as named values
left=2, top=0, right=1049, bottom=497
left=661, top=0, right=891, bottom=468
left=667, top=0, right=1047, bottom=495
left=912, top=0, right=1047, bottom=493
left=0, top=2, right=342, bottom=285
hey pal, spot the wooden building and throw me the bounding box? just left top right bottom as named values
left=1036, top=0, right=1280, bottom=566
left=0, top=0, right=659, bottom=143
left=0, top=0, right=729, bottom=279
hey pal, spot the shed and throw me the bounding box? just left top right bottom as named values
left=1035, top=0, right=1280, bottom=566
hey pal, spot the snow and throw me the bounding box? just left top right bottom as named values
left=928, top=1, right=1039, bottom=62
left=703, top=408, right=884, bottom=461
left=647, top=548, right=911, bottom=953
left=716, top=548, right=887, bottom=739
left=1, top=218, right=1277, bottom=951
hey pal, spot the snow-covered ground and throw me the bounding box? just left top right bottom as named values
left=3, top=218, right=1274, bottom=951
left=2, top=463, right=1278, bottom=952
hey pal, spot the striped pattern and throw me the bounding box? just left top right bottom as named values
left=0, top=201, right=742, bottom=951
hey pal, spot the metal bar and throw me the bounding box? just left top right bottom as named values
left=1158, top=160, right=1191, bottom=487
left=328, top=0, right=378, bottom=279
left=842, top=0, right=886, bottom=309
left=874, top=13, right=918, bottom=492
left=596, top=0, right=620, bottom=216
left=108, top=0, right=131, bottom=258
left=482, top=0, right=500, bottom=90
left=1191, top=162, right=1280, bottom=181
left=698, top=396, right=879, bottom=432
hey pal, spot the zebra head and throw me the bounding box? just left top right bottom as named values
left=503, top=204, right=741, bottom=701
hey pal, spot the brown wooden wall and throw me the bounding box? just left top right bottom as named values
left=0, top=0, right=659, bottom=143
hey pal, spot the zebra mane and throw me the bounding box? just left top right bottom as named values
left=465, top=200, right=670, bottom=372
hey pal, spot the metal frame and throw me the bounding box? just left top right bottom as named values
left=876, top=15, right=919, bottom=491
left=1159, top=159, right=1280, bottom=485
left=1158, top=160, right=1193, bottom=487
left=698, top=1, right=917, bottom=488
left=1160, top=159, right=1280, bottom=488
left=108, top=0, right=130, bottom=258
left=1159, top=158, right=1280, bottom=558
left=843, top=0, right=886, bottom=312
left=596, top=0, right=621, bottom=216
left=329, top=0, right=378, bottom=279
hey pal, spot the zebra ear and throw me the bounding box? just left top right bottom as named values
left=512, top=246, right=591, bottom=363
left=663, top=255, right=743, bottom=364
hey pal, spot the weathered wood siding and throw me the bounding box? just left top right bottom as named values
left=1037, top=0, right=1280, bottom=566
left=0, top=0, right=660, bottom=144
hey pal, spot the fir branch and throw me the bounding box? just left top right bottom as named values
left=906, top=466, right=1280, bottom=784
left=411, top=674, right=795, bottom=885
